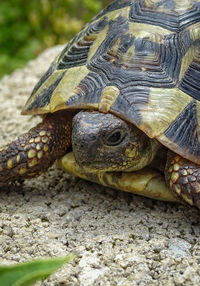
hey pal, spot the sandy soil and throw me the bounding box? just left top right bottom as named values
left=0, top=46, right=200, bottom=286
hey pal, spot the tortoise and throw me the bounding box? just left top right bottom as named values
left=1, top=0, right=200, bottom=209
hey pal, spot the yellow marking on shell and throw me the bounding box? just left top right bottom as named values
left=7, top=159, right=13, bottom=169
left=88, top=26, right=109, bottom=61
left=35, top=137, right=41, bottom=143
left=179, top=45, right=197, bottom=82
left=19, top=167, right=27, bottom=175
left=141, top=88, right=191, bottom=138
left=22, top=69, right=63, bottom=115
left=37, top=151, right=44, bottom=159
left=144, top=0, right=193, bottom=13
left=47, top=131, right=51, bottom=137
left=98, top=86, right=120, bottom=113
left=169, top=167, right=173, bottom=173
left=39, top=131, right=46, bottom=136
left=88, top=8, right=130, bottom=62
left=173, top=0, right=193, bottom=12
left=128, top=22, right=171, bottom=40
left=144, top=0, right=170, bottom=12
left=173, top=164, right=180, bottom=171
left=28, top=158, right=38, bottom=168
left=36, top=144, right=42, bottom=151
left=43, top=145, right=49, bottom=152
left=16, top=154, right=21, bottom=163
left=83, top=33, right=98, bottom=42
left=28, top=149, right=36, bottom=159
left=50, top=65, right=92, bottom=113
left=107, top=37, right=121, bottom=62
left=42, top=136, right=49, bottom=144
left=188, top=22, right=200, bottom=42
left=181, top=193, right=193, bottom=206
left=0, top=165, right=3, bottom=172
left=120, top=44, right=135, bottom=66
left=171, top=172, right=179, bottom=184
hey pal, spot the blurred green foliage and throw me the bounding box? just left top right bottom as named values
left=0, top=0, right=110, bottom=78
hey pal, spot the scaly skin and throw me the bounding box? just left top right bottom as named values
left=0, top=111, right=72, bottom=186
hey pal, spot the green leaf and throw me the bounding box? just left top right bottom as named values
left=0, top=255, right=75, bottom=286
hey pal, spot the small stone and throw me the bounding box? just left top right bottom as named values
left=168, top=238, right=191, bottom=258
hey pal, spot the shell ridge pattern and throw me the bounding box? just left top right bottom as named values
left=178, top=39, right=200, bottom=100
left=87, top=18, right=180, bottom=87
left=111, top=86, right=150, bottom=126
left=87, top=15, right=130, bottom=80
left=57, top=17, right=109, bottom=70
left=164, top=100, right=200, bottom=161
left=26, top=71, right=66, bottom=112
left=24, top=15, right=110, bottom=112
left=66, top=71, right=107, bottom=107
left=92, top=0, right=137, bottom=21
left=24, top=0, right=200, bottom=165
left=129, top=0, right=200, bottom=32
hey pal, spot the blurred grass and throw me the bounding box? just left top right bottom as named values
left=0, top=0, right=110, bottom=78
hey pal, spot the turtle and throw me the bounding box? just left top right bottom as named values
left=0, top=0, right=200, bottom=209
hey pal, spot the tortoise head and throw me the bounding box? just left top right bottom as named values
left=72, top=111, right=159, bottom=173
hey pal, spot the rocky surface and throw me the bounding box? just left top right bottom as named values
left=0, top=46, right=200, bottom=286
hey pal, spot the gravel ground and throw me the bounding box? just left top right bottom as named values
left=0, top=46, right=200, bottom=286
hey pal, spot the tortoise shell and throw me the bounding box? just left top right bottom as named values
left=22, top=0, right=200, bottom=165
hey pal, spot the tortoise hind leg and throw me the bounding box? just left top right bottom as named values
left=0, top=111, right=72, bottom=186
left=165, top=150, right=200, bottom=209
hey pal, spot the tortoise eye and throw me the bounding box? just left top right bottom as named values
left=105, top=129, right=125, bottom=146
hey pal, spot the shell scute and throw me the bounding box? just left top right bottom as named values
left=23, top=0, right=200, bottom=163
left=130, top=0, right=200, bottom=32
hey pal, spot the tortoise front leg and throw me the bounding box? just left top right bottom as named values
left=0, top=111, right=72, bottom=186
left=59, top=152, right=177, bottom=203
left=165, top=151, right=200, bottom=209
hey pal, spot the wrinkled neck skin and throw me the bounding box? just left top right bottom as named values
left=72, top=111, right=161, bottom=173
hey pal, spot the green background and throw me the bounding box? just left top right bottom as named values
left=0, top=0, right=110, bottom=78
